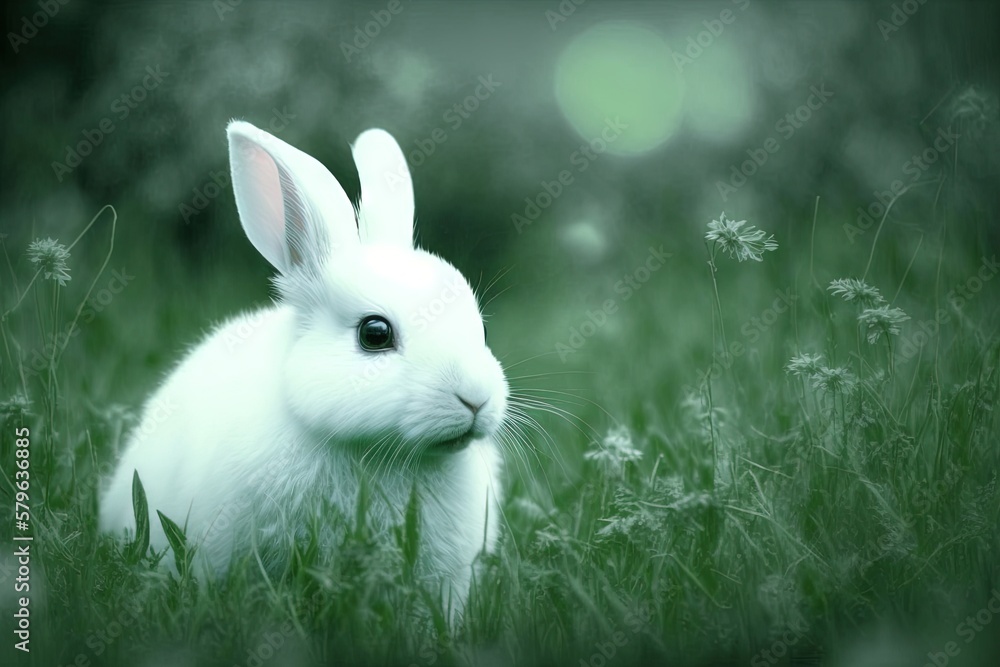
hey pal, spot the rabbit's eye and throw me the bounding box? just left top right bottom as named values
left=358, top=315, right=394, bottom=352
left=483, top=322, right=488, bottom=343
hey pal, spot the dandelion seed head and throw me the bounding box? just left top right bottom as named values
left=786, top=358, right=856, bottom=394
left=949, top=85, right=998, bottom=136
left=828, top=278, right=885, bottom=308
left=680, top=391, right=710, bottom=419
left=0, top=393, right=32, bottom=419
left=584, top=425, right=642, bottom=476
left=27, top=237, right=72, bottom=286
left=811, top=366, right=857, bottom=394
left=706, top=212, right=778, bottom=262
left=90, top=402, right=137, bottom=428
left=785, top=353, right=825, bottom=377
left=858, top=306, right=910, bottom=344
left=533, top=522, right=576, bottom=557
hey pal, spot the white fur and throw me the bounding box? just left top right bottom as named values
left=99, top=121, right=506, bottom=612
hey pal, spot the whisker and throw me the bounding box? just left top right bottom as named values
left=504, top=406, right=572, bottom=480
left=495, top=422, right=534, bottom=486
left=496, top=418, right=563, bottom=500
left=479, top=264, right=516, bottom=303
left=505, top=371, right=597, bottom=381
left=508, top=396, right=602, bottom=446
left=471, top=436, right=521, bottom=562
left=498, top=350, right=590, bottom=370
left=482, top=283, right=516, bottom=310
left=511, top=387, right=618, bottom=422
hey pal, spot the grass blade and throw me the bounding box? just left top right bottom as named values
left=126, top=470, right=150, bottom=564
left=156, top=509, right=189, bottom=574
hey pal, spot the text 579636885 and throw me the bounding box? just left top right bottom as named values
left=13, top=426, right=32, bottom=653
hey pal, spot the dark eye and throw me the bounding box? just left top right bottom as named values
left=358, top=315, right=394, bottom=352
left=483, top=322, right=488, bottom=343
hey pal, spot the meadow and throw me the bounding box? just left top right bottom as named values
left=2, top=1, right=1000, bottom=665
left=2, top=171, right=998, bottom=666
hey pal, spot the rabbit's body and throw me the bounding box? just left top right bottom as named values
left=100, top=122, right=506, bottom=610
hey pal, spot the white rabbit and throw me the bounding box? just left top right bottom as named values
left=99, top=120, right=507, bottom=612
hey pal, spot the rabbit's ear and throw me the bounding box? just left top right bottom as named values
left=352, top=129, right=414, bottom=248
left=227, top=121, right=359, bottom=273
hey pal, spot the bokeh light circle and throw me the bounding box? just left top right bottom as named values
left=554, top=22, right=684, bottom=155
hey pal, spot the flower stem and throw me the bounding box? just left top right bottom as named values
left=706, top=243, right=729, bottom=365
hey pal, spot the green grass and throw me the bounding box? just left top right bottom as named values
left=2, top=189, right=999, bottom=667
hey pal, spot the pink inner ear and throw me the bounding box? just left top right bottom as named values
left=229, top=120, right=362, bottom=270
left=233, top=137, right=290, bottom=271
left=247, top=142, right=286, bottom=240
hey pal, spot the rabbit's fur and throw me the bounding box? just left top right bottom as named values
left=100, top=121, right=507, bottom=611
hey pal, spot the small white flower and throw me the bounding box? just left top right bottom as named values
left=584, top=425, right=642, bottom=476
left=706, top=212, right=778, bottom=262
left=858, top=306, right=910, bottom=344
left=0, top=393, right=32, bottom=419
left=828, top=278, right=885, bottom=308
left=785, top=353, right=825, bottom=378
left=810, top=366, right=857, bottom=394
left=27, top=237, right=71, bottom=286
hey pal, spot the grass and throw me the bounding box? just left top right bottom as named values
left=1, top=179, right=999, bottom=667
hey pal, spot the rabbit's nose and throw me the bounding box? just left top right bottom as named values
left=458, top=395, right=487, bottom=415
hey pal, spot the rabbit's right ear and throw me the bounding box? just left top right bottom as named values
left=352, top=128, right=414, bottom=248
left=227, top=121, right=359, bottom=273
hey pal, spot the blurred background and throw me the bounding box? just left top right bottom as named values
left=2, top=1, right=1000, bottom=665
left=1, top=0, right=998, bottom=404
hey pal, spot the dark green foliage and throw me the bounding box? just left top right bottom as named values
left=125, top=470, right=149, bottom=564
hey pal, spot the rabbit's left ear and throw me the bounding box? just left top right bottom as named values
left=352, top=129, right=414, bottom=248
left=228, top=121, right=359, bottom=273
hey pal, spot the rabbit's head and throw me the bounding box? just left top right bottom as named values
left=227, top=121, right=507, bottom=458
